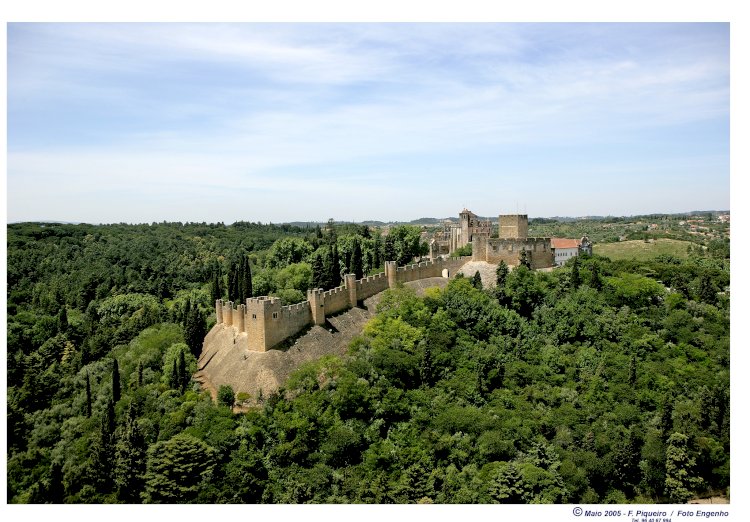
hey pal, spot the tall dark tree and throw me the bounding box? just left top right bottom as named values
left=227, top=265, right=238, bottom=302
left=241, top=256, right=253, bottom=301
left=589, top=261, right=603, bottom=290
left=57, top=307, right=69, bottom=335
left=496, top=260, right=509, bottom=289
left=373, top=233, right=383, bottom=269
left=184, top=303, right=206, bottom=359
left=169, top=359, right=180, bottom=390
left=629, top=355, right=637, bottom=386
left=330, top=244, right=342, bottom=287
left=85, top=370, right=92, bottom=418
left=570, top=257, right=581, bottom=289
left=210, top=271, right=223, bottom=303
left=472, top=270, right=483, bottom=290
left=91, top=396, right=116, bottom=491
left=48, top=459, right=65, bottom=503
left=178, top=349, right=187, bottom=391
left=350, top=240, right=364, bottom=279
left=182, top=298, right=192, bottom=326
left=137, top=361, right=144, bottom=388
left=311, top=252, right=326, bottom=289
left=384, top=234, right=396, bottom=263
left=112, top=359, right=121, bottom=403
left=115, top=404, right=146, bottom=502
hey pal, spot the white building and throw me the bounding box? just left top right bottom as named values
left=551, top=236, right=592, bottom=266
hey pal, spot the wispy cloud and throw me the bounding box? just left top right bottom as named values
left=7, top=23, right=729, bottom=222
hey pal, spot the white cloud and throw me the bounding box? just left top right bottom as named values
left=7, top=23, right=729, bottom=222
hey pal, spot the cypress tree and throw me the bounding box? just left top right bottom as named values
left=312, top=252, right=325, bottom=289
left=112, top=359, right=121, bottom=403
left=384, top=234, right=396, bottom=263
left=241, top=256, right=253, bottom=301
left=496, top=260, right=509, bottom=288
left=351, top=240, right=364, bottom=279
left=115, top=404, right=146, bottom=502
left=178, top=349, right=187, bottom=391
left=57, top=307, right=68, bottom=335
left=472, top=270, right=483, bottom=290
left=91, top=396, right=116, bottom=491
left=570, top=257, right=581, bottom=288
left=169, top=359, right=179, bottom=390
left=85, top=371, right=92, bottom=418
left=330, top=244, right=341, bottom=287
left=629, top=355, right=637, bottom=386
left=211, top=273, right=222, bottom=303
left=227, top=265, right=236, bottom=302
left=589, top=261, right=603, bottom=290
left=373, top=233, right=383, bottom=269
left=137, top=361, right=144, bottom=388
left=48, top=460, right=65, bottom=503
left=185, top=303, right=206, bottom=359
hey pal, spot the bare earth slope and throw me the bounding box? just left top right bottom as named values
left=195, top=277, right=452, bottom=405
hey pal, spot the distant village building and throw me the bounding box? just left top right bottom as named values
left=550, top=236, right=592, bottom=266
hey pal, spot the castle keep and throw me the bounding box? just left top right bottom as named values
left=431, top=211, right=555, bottom=269
left=213, top=256, right=471, bottom=352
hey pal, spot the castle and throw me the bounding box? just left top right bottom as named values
left=213, top=256, right=471, bottom=353
left=210, top=209, right=591, bottom=354
left=430, top=210, right=555, bottom=269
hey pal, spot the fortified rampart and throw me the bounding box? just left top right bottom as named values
left=213, top=256, right=471, bottom=352
left=472, top=236, right=554, bottom=269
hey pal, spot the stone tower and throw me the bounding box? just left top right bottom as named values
left=459, top=208, right=472, bottom=248
left=499, top=214, right=528, bottom=239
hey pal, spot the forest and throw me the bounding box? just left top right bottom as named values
left=6, top=219, right=729, bottom=503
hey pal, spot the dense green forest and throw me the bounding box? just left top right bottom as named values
left=6, top=221, right=729, bottom=503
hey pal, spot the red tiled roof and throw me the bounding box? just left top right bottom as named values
left=551, top=238, right=580, bottom=249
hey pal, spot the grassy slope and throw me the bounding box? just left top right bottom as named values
left=594, top=238, right=700, bottom=261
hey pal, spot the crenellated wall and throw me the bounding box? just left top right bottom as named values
left=212, top=256, right=473, bottom=352
left=322, top=285, right=350, bottom=316
left=473, top=236, right=554, bottom=269
left=356, top=272, right=388, bottom=300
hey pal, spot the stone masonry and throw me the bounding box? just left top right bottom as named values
left=212, top=256, right=472, bottom=352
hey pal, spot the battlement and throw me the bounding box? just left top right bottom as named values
left=473, top=235, right=554, bottom=268
left=212, top=256, right=473, bottom=353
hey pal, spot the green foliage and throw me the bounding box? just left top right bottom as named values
left=266, top=237, right=314, bottom=269
left=6, top=220, right=729, bottom=504
left=452, top=244, right=472, bottom=257
left=161, top=343, right=197, bottom=391
left=142, top=434, right=218, bottom=503
left=184, top=302, right=206, bottom=359
left=472, top=271, right=483, bottom=290
left=217, top=385, right=235, bottom=409
left=604, top=273, right=664, bottom=309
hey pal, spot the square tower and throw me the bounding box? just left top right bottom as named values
left=499, top=214, right=528, bottom=239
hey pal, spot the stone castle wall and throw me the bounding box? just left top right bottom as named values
left=499, top=214, right=529, bottom=239
left=473, top=236, right=554, bottom=269
left=212, top=256, right=472, bottom=352
left=356, top=272, right=389, bottom=300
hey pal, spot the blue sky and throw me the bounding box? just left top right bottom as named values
left=7, top=23, right=729, bottom=224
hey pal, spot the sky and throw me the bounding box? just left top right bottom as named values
left=6, top=22, right=730, bottom=224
